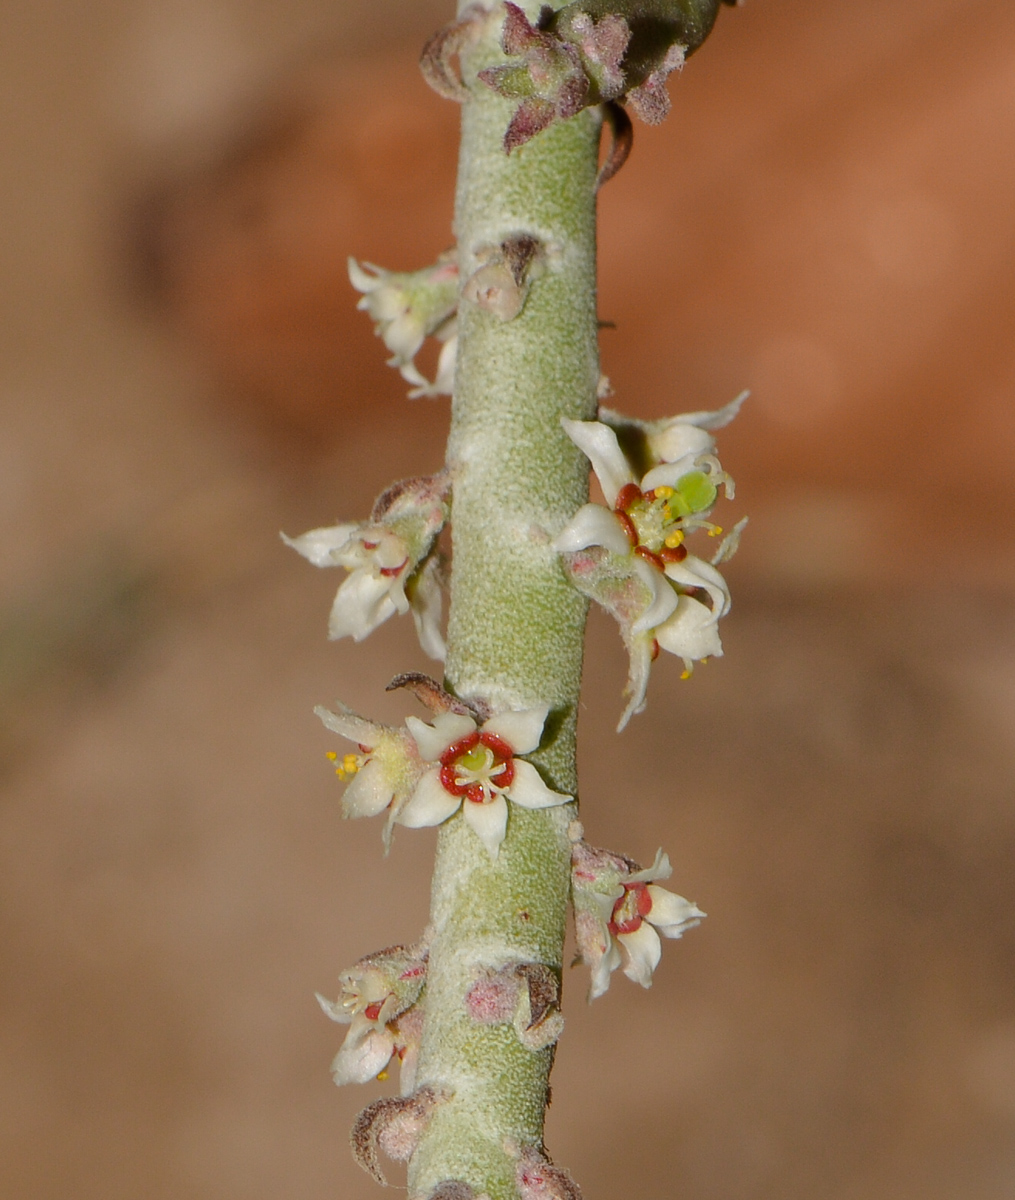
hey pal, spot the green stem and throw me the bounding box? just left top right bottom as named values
left=407, top=8, right=601, bottom=1199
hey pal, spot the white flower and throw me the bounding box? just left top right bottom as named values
left=349, top=256, right=459, bottom=398
left=572, top=842, right=704, bottom=1000
left=316, top=943, right=427, bottom=1086
left=554, top=413, right=740, bottom=729
left=396, top=707, right=572, bottom=859
left=283, top=473, right=449, bottom=656
left=315, top=703, right=426, bottom=847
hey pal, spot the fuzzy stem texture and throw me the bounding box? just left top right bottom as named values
left=407, top=6, right=601, bottom=1199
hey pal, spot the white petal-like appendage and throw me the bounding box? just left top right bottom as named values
left=561, top=419, right=636, bottom=507
left=330, top=1026, right=395, bottom=1087
left=629, top=558, right=679, bottom=636
left=655, top=595, right=723, bottom=661
left=281, top=523, right=358, bottom=567
left=432, top=330, right=458, bottom=396
left=552, top=504, right=631, bottom=555
left=711, top=515, right=748, bottom=566
left=639, top=454, right=700, bottom=493
left=628, top=848, right=672, bottom=884
left=328, top=571, right=397, bottom=641
left=589, top=935, right=623, bottom=1001
left=619, top=922, right=662, bottom=988
left=341, top=759, right=395, bottom=819
left=664, top=553, right=731, bottom=618
left=410, top=558, right=447, bottom=661
left=645, top=425, right=714, bottom=470
left=397, top=769, right=461, bottom=827
left=383, top=311, right=425, bottom=365
left=670, top=390, right=747, bottom=433
left=646, top=884, right=705, bottom=937
left=482, top=706, right=548, bottom=755
left=506, top=759, right=572, bottom=809
left=462, top=794, right=510, bottom=859
left=406, top=712, right=476, bottom=762
left=314, top=703, right=380, bottom=748
left=315, top=992, right=352, bottom=1024
left=618, top=631, right=654, bottom=732
left=348, top=257, right=381, bottom=294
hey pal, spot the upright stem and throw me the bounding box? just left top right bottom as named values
left=407, top=9, right=602, bottom=1199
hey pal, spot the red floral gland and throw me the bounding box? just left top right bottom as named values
left=613, top=483, right=689, bottom=569
left=439, top=732, right=516, bottom=804
left=608, top=882, right=653, bottom=936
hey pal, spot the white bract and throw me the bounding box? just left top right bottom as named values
left=554, top=404, right=743, bottom=729
left=396, top=707, right=572, bottom=859
left=572, top=842, right=704, bottom=1000
left=349, top=256, right=459, bottom=398
left=283, top=474, right=448, bottom=657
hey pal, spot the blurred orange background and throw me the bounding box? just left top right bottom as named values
left=2, top=2, right=1014, bottom=1198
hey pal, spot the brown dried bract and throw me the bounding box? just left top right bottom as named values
left=420, top=4, right=490, bottom=102
left=371, top=470, right=450, bottom=524
left=514, top=963, right=559, bottom=1031
left=351, top=1085, right=452, bottom=1185
left=386, top=672, right=477, bottom=718
left=596, top=100, right=633, bottom=190
left=463, top=233, right=546, bottom=321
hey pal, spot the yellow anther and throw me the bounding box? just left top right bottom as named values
left=653, top=486, right=675, bottom=499
left=335, top=753, right=362, bottom=780
left=680, top=670, right=692, bottom=680
left=325, top=751, right=338, bottom=761
left=376, top=1069, right=389, bottom=1082
left=664, top=530, right=685, bottom=549
left=707, top=525, right=724, bottom=537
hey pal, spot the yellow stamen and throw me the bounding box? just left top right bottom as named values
left=376, top=1069, right=389, bottom=1082
left=325, top=751, right=337, bottom=761
left=336, top=754, right=361, bottom=780
left=707, top=525, right=724, bottom=537
left=653, top=486, right=675, bottom=499
left=664, top=530, right=685, bottom=549
left=680, top=669, right=692, bottom=680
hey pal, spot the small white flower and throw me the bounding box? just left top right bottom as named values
left=349, top=256, right=459, bottom=398
left=317, top=943, right=427, bottom=1086
left=396, top=707, right=571, bottom=859
left=554, top=412, right=741, bottom=728
left=283, top=473, right=449, bottom=656
left=315, top=703, right=426, bottom=847
left=572, top=842, right=703, bottom=1000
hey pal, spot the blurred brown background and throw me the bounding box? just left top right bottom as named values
left=2, top=1, right=1014, bottom=1197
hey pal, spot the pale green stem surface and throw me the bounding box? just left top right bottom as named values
left=407, top=6, right=601, bottom=1198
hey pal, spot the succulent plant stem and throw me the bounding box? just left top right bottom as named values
left=407, top=5, right=602, bottom=1198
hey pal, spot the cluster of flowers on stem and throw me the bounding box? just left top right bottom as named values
left=570, top=826, right=705, bottom=999
left=553, top=394, right=746, bottom=729
left=422, top=1, right=738, bottom=152
left=315, top=687, right=571, bottom=859
left=284, top=472, right=450, bottom=658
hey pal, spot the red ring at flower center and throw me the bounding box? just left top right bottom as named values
left=615, top=483, right=643, bottom=513
left=608, top=882, right=653, bottom=936
left=379, top=558, right=409, bottom=578
left=439, top=731, right=515, bottom=803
